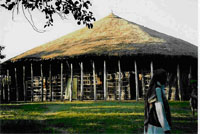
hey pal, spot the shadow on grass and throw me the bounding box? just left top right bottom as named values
left=0, top=115, right=144, bottom=134
left=0, top=119, right=59, bottom=133
left=171, top=117, right=197, bottom=134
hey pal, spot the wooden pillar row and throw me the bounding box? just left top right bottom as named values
left=134, top=61, right=139, bottom=101
left=104, top=60, right=107, bottom=100
left=15, top=67, right=18, bottom=101
left=118, top=60, right=121, bottom=101
left=31, top=63, right=34, bottom=102
left=80, top=62, right=83, bottom=101
left=61, top=62, right=63, bottom=101
left=70, top=63, right=73, bottom=102
left=93, top=61, right=96, bottom=101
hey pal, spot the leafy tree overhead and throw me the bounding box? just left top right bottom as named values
left=1, top=0, right=95, bottom=31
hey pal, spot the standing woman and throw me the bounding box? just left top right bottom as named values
left=144, top=69, right=171, bottom=134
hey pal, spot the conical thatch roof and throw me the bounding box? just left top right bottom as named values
left=11, top=13, right=197, bottom=61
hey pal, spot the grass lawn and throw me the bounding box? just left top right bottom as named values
left=0, top=101, right=197, bottom=134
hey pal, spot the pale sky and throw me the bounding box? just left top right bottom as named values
left=0, top=0, right=198, bottom=62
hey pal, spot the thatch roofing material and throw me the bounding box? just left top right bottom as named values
left=11, top=13, right=197, bottom=61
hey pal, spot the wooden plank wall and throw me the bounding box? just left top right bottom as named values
left=77, top=74, right=103, bottom=100
left=26, top=75, right=67, bottom=101
left=107, top=72, right=131, bottom=100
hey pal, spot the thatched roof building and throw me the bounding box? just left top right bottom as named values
left=1, top=13, right=197, bottom=102
left=11, top=13, right=197, bottom=61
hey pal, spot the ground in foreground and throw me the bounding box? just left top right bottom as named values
left=0, top=101, right=197, bottom=134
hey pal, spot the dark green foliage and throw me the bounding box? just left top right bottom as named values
left=1, top=0, right=95, bottom=29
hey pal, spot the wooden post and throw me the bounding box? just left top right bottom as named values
left=15, top=67, right=18, bottom=101
left=31, top=63, right=34, bottom=102
left=177, top=64, right=182, bottom=101
left=45, top=77, right=48, bottom=101
left=61, top=62, right=63, bottom=101
left=104, top=60, right=107, bottom=100
left=141, top=71, right=145, bottom=97
left=134, top=61, right=139, bottom=101
left=2, top=79, right=5, bottom=101
left=167, top=73, right=172, bottom=100
left=0, top=72, right=2, bottom=101
left=168, top=79, right=172, bottom=100
left=93, top=61, right=97, bottom=101
left=150, top=61, right=153, bottom=79
left=188, top=65, right=192, bottom=85
left=127, top=72, right=131, bottom=99
left=70, top=63, right=73, bottom=102
left=23, top=66, right=25, bottom=101
left=80, top=62, right=83, bottom=101
left=7, top=69, right=10, bottom=102
left=40, top=64, right=44, bottom=102
left=118, top=60, right=121, bottom=101
left=49, top=64, right=53, bottom=101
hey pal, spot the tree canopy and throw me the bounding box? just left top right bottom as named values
left=1, top=0, right=95, bottom=31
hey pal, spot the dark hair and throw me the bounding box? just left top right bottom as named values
left=150, top=69, right=167, bottom=86
left=147, top=69, right=167, bottom=98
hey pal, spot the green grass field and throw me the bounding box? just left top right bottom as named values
left=0, top=101, right=197, bottom=134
